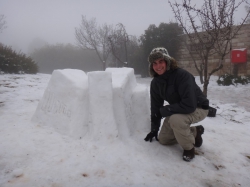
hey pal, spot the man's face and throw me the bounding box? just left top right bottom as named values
left=152, top=58, right=167, bottom=75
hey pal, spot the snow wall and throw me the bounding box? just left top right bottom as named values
left=32, top=68, right=150, bottom=140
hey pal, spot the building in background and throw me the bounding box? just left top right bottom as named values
left=177, top=24, right=250, bottom=76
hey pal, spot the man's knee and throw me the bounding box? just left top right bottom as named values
left=158, top=137, right=166, bottom=145
left=169, top=114, right=186, bottom=129
left=158, top=131, right=177, bottom=145
left=158, top=132, right=166, bottom=144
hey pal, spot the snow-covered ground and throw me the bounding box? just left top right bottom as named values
left=0, top=70, right=250, bottom=187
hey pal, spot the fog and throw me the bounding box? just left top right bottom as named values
left=30, top=44, right=102, bottom=74
left=0, top=0, right=248, bottom=54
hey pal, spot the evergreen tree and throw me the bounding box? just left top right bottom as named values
left=0, top=44, right=38, bottom=74
left=140, top=22, right=183, bottom=59
left=139, top=22, right=183, bottom=77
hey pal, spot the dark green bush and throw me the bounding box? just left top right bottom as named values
left=0, top=44, right=38, bottom=74
left=217, top=74, right=250, bottom=86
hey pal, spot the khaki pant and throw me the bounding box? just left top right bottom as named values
left=158, top=108, right=208, bottom=150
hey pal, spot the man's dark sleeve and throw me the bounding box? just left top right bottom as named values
left=150, top=79, right=164, bottom=131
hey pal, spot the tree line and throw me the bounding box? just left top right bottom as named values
left=27, top=20, right=183, bottom=77
left=1, top=11, right=183, bottom=76
left=30, top=43, right=102, bottom=74
left=75, top=16, right=183, bottom=77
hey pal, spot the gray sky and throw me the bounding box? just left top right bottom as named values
left=0, top=0, right=247, bottom=54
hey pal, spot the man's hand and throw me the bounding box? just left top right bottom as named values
left=144, top=131, right=159, bottom=142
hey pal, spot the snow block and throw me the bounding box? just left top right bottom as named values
left=87, top=71, right=118, bottom=141
left=105, top=68, right=137, bottom=139
left=32, top=69, right=89, bottom=139
left=131, top=84, right=151, bottom=133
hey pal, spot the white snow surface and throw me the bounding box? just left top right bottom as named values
left=0, top=68, right=250, bottom=187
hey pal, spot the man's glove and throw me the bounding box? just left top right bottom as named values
left=144, top=131, right=159, bottom=142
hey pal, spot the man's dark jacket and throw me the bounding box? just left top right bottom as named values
left=150, top=68, right=209, bottom=132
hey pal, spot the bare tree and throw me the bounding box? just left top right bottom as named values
left=108, top=23, right=130, bottom=67
left=169, top=0, right=250, bottom=96
left=75, top=16, right=114, bottom=70
left=0, top=14, right=7, bottom=33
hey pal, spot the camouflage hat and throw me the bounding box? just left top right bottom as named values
left=148, top=47, right=172, bottom=77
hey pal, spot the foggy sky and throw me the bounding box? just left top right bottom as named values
left=0, top=0, right=247, bottom=54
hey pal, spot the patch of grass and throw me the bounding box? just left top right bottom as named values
left=217, top=74, right=250, bottom=86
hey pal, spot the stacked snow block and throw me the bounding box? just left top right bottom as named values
left=32, top=69, right=89, bottom=139
left=32, top=68, right=150, bottom=140
left=105, top=68, right=137, bottom=140
left=88, top=71, right=118, bottom=141
left=131, top=84, right=150, bottom=133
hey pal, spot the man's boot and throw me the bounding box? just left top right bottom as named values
left=195, top=125, right=204, bottom=147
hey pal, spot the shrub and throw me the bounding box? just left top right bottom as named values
left=217, top=74, right=250, bottom=86
left=0, top=44, right=38, bottom=74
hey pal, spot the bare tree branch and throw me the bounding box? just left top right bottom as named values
left=108, top=23, right=130, bottom=67
left=0, top=14, right=7, bottom=33
left=75, top=16, right=113, bottom=70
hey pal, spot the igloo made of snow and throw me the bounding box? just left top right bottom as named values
left=32, top=68, right=150, bottom=140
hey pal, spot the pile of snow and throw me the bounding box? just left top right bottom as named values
left=0, top=70, right=250, bottom=187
